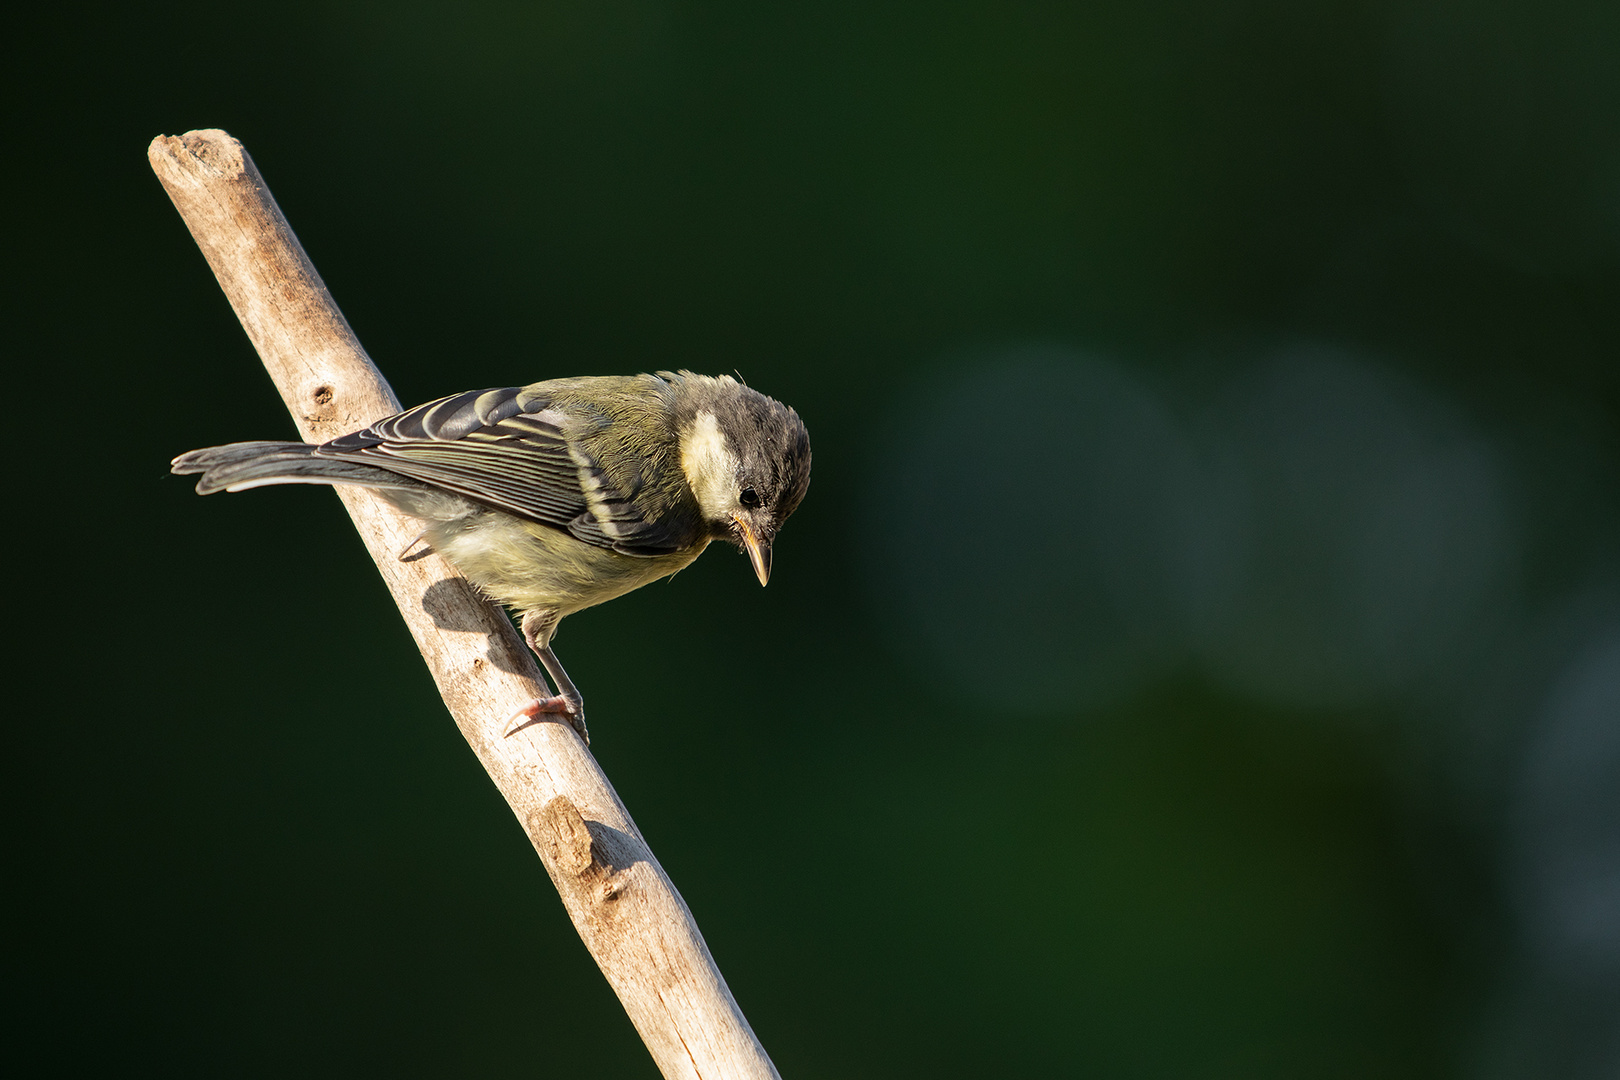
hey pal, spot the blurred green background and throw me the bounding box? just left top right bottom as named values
left=9, top=0, right=1619, bottom=1076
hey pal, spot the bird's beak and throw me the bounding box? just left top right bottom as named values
left=732, top=514, right=772, bottom=586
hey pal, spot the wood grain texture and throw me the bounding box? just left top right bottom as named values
left=150, top=129, right=778, bottom=1080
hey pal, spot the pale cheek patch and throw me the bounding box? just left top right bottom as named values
left=680, top=410, right=739, bottom=519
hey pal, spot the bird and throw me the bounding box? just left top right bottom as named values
left=172, top=371, right=811, bottom=739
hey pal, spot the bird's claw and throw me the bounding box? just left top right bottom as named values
left=504, top=696, right=589, bottom=742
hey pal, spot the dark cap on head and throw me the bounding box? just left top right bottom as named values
left=664, top=371, right=811, bottom=580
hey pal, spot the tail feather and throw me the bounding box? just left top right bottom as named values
left=172, top=440, right=421, bottom=495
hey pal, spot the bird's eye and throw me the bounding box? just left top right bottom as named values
left=739, top=487, right=761, bottom=508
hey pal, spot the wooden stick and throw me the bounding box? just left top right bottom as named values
left=150, top=129, right=779, bottom=1080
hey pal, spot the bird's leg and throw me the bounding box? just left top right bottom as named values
left=506, top=610, right=589, bottom=742
left=534, top=645, right=585, bottom=721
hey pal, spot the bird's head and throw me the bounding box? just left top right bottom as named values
left=671, top=373, right=811, bottom=586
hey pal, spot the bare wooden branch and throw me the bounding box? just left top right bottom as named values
left=150, top=129, right=778, bottom=1080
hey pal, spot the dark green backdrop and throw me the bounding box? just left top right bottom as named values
left=10, top=1, right=1619, bottom=1076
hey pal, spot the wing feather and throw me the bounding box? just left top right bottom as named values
left=315, top=384, right=700, bottom=556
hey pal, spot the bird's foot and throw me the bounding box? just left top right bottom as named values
left=503, top=696, right=589, bottom=742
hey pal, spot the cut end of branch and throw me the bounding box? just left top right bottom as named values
left=148, top=129, right=245, bottom=179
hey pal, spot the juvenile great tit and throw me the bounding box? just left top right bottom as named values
left=173, top=371, right=812, bottom=737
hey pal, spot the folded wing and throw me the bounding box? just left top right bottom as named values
left=318, top=386, right=699, bottom=556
